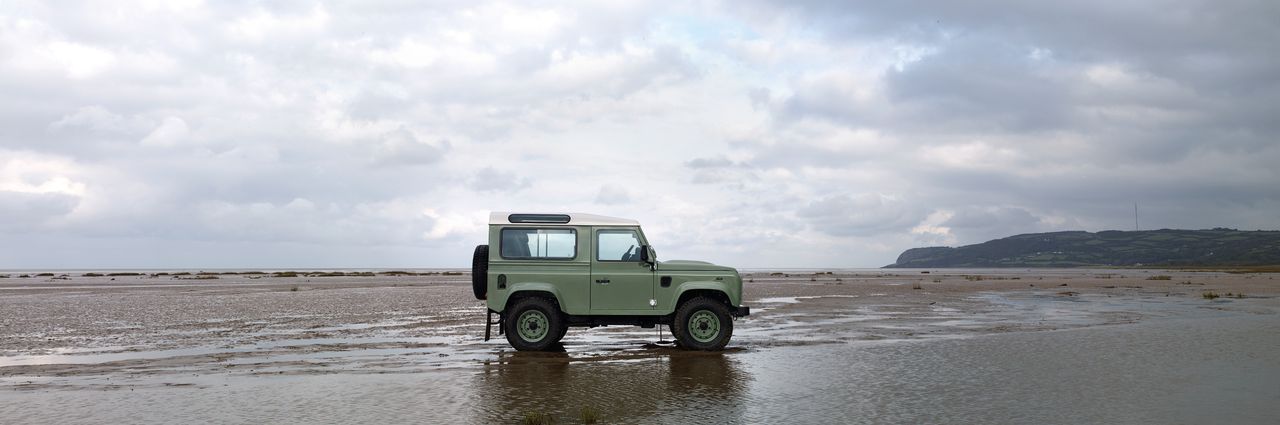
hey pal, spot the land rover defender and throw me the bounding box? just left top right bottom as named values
left=472, top=212, right=749, bottom=351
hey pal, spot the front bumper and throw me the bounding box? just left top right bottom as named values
left=732, top=306, right=750, bottom=317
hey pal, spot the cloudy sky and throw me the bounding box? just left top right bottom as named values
left=2, top=0, right=1277, bottom=269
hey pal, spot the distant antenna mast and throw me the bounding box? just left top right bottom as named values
left=1134, top=203, right=1139, bottom=231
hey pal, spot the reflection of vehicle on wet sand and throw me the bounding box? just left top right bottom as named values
left=473, top=348, right=748, bottom=423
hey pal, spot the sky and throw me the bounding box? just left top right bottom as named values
left=1, top=0, right=1278, bottom=269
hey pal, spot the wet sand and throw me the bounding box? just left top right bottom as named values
left=2, top=269, right=1278, bottom=423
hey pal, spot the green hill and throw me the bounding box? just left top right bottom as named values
left=884, top=228, right=1280, bottom=268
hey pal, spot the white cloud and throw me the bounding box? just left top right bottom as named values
left=911, top=210, right=956, bottom=246
left=139, top=117, right=190, bottom=147
left=227, top=5, right=330, bottom=42
left=421, top=208, right=486, bottom=241
left=50, top=106, right=130, bottom=133
left=46, top=40, right=116, bottom=78
left=0, top=0, right=1276, bottom=268
left=916, top=141, right=1021, bottom=170
left=0, top=18, right=114, bottom=78
left=0, top=151, right=87, bottom=197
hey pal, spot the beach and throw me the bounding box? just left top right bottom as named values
left=2, top=269, right=1278, bottom=423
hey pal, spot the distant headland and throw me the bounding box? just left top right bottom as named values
left=885, top=228, right=1280, bottom=268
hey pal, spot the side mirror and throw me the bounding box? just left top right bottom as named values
left=640, top=245, right=656, bottom=271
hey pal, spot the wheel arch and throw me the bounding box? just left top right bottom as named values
left=502, top=283, right=564, bottom=314
left=673, top=286, right=732, bottom=310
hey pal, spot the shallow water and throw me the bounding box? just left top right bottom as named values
left=3, top=313, right=1277, bottom=424
left=3, top=272, right=1279, bottom=424
left=742, top=314, right=1279, bottom=424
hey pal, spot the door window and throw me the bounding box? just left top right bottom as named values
left=597, top=229, right=641, bottom=261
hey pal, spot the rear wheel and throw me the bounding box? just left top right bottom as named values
left=504, top=297, right=566, bottom=351
left=672, top=296, right=733, bottom=350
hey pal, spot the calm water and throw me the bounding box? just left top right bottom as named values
left=3, top=309, right=1277, bottom=424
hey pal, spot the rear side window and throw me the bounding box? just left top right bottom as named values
left=500, top=228, right=577, bottom=259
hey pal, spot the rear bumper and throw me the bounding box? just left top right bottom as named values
left=732, top=306, right=750, bottom=317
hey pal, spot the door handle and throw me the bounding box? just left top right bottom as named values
left=595, top=279, right=611, bottom=284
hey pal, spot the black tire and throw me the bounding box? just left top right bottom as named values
left=504, top=297, right=566, bottom=351
left=554, top=318, right=570, bottom=344
left=672, top=296, right=733, bottom=351
left=471, top=245, right=488, bottom=300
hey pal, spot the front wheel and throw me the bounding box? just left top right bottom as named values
left=672, top=297, right=733, bottom=350
left=504, top=297, right=566, bottom=351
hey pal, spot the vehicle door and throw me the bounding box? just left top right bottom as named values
left=590, top=227, right=655, bottom=312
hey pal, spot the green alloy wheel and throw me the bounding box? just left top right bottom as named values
left=688, top=310, right=721, bottom=343
left=517, top=310, right=549, bottom=342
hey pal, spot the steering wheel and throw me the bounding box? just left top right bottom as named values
left=622, top=245, right=636, bottom=261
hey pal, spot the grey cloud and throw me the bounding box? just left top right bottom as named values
left=469, top=167, right=530, bottom=193
left=746, top=1, right=1276, bottom=69
left=689, top=167, right=761, bottom=187
left=685, top=157, right=734, bottom=168
left=0, top=1, right=699, bottom=267
left=191, top=198, right=434, bottom=246
left=777, top=73, right=879, bottom=129
left=595, top=185, right=631, bottom=205
left=945, top=206, right=1039, bottom=229
left=49, top=106, right=137, bottom=134
left=0, top=191, right=79, bottom=231
left=0, top=1, right=1276, bottom=268
left=370, top=128, right=449, bottom=167
left=941, top=206, right=1045, bottom=244
left=746, top=142, right=881, bottom=170
left=797, top=194, right=926, bottom=237
left=139, top=117, right=191, bottom=147
left=345, top=90, right=414, bottom=121
left=747, top=87, right=772, bottom=110
left=759, top=0, right=1278, bottom=153
left=728, top=0, right=1280, bottom=253
left=690, top=169, right=731, bottom=185
left=881, top=37, right=1071, bottom=132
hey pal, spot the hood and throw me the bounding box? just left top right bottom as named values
left=656, top=260, right=737, bottom=272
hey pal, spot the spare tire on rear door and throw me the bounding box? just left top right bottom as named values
left=472, top=245, right=489, bottom=300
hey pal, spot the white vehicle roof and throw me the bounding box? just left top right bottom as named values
left=489, top=212, right=640, bottom=226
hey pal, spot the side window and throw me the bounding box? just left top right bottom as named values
left=500, top=228, right=576, bottom=259
left=597, top=229, right=641, bottom=262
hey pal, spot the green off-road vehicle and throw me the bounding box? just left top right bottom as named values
left=473, top=212, right=749, bottom=351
